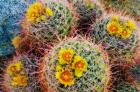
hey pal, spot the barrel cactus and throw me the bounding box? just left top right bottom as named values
left=69, top=0, right=103, bottom=34
left=44, top=37, right=111, bottom=92
left=129, top=65, right=140, bottom=86
left=91, top=15, right=138, bottom=56
left=1, top=56, right=41, bottom=92
left=70, top=0, right=102, bottom=19
left=25, top=1, right=76, bottom=40
left=0, top=0, right=30, bottom=56
left=100, top=0, right=140, bottom=21
left=112, top=82, right=139, bottom=92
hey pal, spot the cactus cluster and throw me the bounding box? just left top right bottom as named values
left=1, top=56, right=41, bottom=92
left=91, top=16, right=138, bottom=55
left=25, top=1, right=76, bottom=40
left=100, top=0, right=140, bottom=21
left=45, top=37, right=111, bottom=92
left=0, top=0, right=140, bottom=92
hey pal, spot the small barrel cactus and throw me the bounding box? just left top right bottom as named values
left=91, top=15, right=138, bottom=56
left=70, top=0, right=102, bottom=19
left=25, top=1, right=76, bottom=40
left=112, top=82, right=139, bottom=92
left=0, top=0, right=29, bottom=56
left=129, top=65, right=140, bottom=85
left=44, top=37, right=111, bottom=92
left=100, top=0, right=140, bottom=21
left=69, top=0, right=103, bottom=34
left=1, top=56, right=41, bottom=92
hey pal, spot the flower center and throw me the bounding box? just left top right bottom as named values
left=21, top=78, right=28, bottom=85
left=122, top=30, right=128, bottom=36
left=110, top=25, right=118, bottom=32
left=62, top=52, right=72, bottom=61
left=75, top=61, right=84, bottom=69
left=60, top=70, right=73, bottom=82
left=11, top=66, right=17, bottom=72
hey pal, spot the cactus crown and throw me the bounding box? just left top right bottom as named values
left=113, top=82, right=138, bottom=92
left=45, top=37, right=110, bottom=92
left=4, top=56, right=41, bottom=92
left=92, top=16, right=138, bottom=55
left=26, top=1, right=75, bottom=40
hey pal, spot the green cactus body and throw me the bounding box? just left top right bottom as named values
left=45, top=37, right=111, bottom=92
left=91, top=16, right=138, bottom=55
left=100, top=0, right=140, bottom=21
left=72, top=0, right=102, bottom=18
left=70, top=0, right=103, bottom=34
left=26, top=1, right=75, bottom=40
left=113, top=82, right=139, bottom=92
left=2, top=56, right=41, bottom=92
left=130, top=65, right=140, bottom=84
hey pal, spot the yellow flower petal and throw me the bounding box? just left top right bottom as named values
left=55, top=69, right=74, bottom=86
left=12, top=36, right=21, bottom=48
left=58, top=48, right=75, bottom=65
left=56, top=65, right=63, bottom=72
left=7, top=61, right=23, bottom=76
left=46, top=8, right=54, bottom=16
left=11, top=75, right=28, bottom=87
left=72, top=55, right=88, bottom=78
left=107, top=21, right=122, bottom=35
left=74, top=70, right=83, bottom=78
left=26, top=2, right=46, bottom=22
left=112, top=16, right=119, bottom=22
left=120, top=28, right=132, bottom=39
left=85, top=0, right=95, bottom=9
left=40, top=15, right=46, bottom=21
left=127, top=20, right=136, bottom=30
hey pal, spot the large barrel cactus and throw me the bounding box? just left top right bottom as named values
left=70, top=0, right=102, bottom=19
left=1, top=56, right=40, bottom=92
left=129, top=65, right=140, bottom=87
left=91, top=15, right=138, bottom=56
left=25, top=1, right=76, bottom=40
left=0, top=0, right=29, bottom=56
left=112, top=82, right=139, bottom=92
left=44, top=37, right=111, bottom=92
left=100, top=0, right=140, bottom=21
left=69, top=0, right=103, bottom=35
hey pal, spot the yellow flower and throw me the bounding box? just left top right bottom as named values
left=107, top=21, right=122, bottom=35
left=46, top=8, right=54, bottom=16
left=12, top=36, right=21, bottom=48
left=112, top=15, right=119, bottom=22
left=120, top=28, right=132, bottom=39
left=26, top=2, right=46, bottom=22
left=7, top=62, right=23, bottom=76
left=56, top=65, right=63, bottom=71
left=85, top=0, right=95, bottom=9
left=11, top=75, right=28, bottom=87
left=40, top=15, right=46, bottom=21
left=127, top=20, right=136, bottom=30
left=56, top=69, right=74, bottom=86
left=72, top=55, right=88, bottom=78
left=58, top=48, right=75, bottom=65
